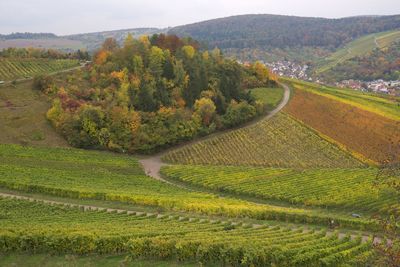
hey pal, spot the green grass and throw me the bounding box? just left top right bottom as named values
left=250, top=87, right=284, bottom=111
left=316, top=30, right=400, bottom=74
left=163, top=113, right=363, bottom=168
left=0, top=58, right=79, bottom=81
left=284, top=78, right=400, bottom=121
left=0, top=197, right=372, bottom=266
left=0, top=254, right=197, bottom=267
left=162, top=165, right=399, bottom=217
left=0, top=80, right=69, bottom=147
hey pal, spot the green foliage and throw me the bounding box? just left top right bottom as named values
left=222, top=101, right=256, bottom=128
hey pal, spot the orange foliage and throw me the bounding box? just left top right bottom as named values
left=94, top=50, right=110, bottom=65
left=285, top=89, right=400, bottom=164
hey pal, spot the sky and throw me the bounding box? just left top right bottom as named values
left=1, top=0, right=400, bottom=35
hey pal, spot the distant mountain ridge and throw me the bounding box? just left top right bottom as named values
left=168, top=14, right=400, bottom=49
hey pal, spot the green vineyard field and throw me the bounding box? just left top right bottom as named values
left=0, top=198, right=373, bottom=266
left=0, top=58, right=79, bottom=81
left=163, top=113, right=363, bottom=168
left=162, top=165, right=399, bottom=216
left=0, top=144, right=377, bottom=230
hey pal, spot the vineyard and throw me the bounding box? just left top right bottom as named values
left=285, top=78, right=400, bottom=121
left=284, top=88, right=400, bottom=163
left=0, top=197, right=374, bottom=266
left=163, top=113, right=363, bottom=168
left=162, top=165, right=400, bottom=216
left=0, top=58, right=79, bottom=81
left=0, top=144, right=378, bottom=230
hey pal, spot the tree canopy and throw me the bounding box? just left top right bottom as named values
left=46, top=34, right=277, bottom=153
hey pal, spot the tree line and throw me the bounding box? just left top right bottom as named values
left=0, top=47, right=89, bottom=60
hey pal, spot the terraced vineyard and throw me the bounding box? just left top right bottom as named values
left=163, top=113, right=363, bottom=168
left=285, top=87, right=400, bottom=163
left=0, top=58, right=79, bottom=81
left=162, top=165, right=400, bottom=216
left=0, top=197, right=373, bottom=266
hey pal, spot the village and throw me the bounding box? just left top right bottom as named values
left=264, top=60, right=400, bottom=97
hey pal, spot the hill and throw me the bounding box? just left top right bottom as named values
left=315, top=30, right=400, bottom=74
left=169, top=14, right=400, bottom=50
left=0, top=29, right=164, bottom=52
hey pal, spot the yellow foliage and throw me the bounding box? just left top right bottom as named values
left=182, top=45, right=195, bottom=59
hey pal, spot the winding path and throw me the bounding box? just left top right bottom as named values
left=139, top=83, right=291, bottom=182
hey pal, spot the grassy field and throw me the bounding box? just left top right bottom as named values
left=0, top=254, right=196, bottom=267
left=163, top=113, right=363, bottom=168
left=250, top=87, right=284, bottom=111
left=0, top=58, right=79, bottom=81
left=0, top=80, right=68, bottom=147
left=0, top=197, right=373, bottom=266
left=315, top=30, right=400, bottom=74
left=162, top=165, right=399, bottom=217
left=284, top=88, right=400, bottom=163
left=285, top=78, right=400, bottom=121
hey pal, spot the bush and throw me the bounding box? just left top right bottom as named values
left=222, top=101, right=257, bottom=128
left=32, top=75, right=53, bottom=92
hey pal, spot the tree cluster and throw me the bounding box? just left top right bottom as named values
left=46, top=34, right=276, bottom=153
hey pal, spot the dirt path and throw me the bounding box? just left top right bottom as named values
left=139, top=84, right=291, bottom=184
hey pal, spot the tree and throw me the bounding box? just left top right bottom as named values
left=194, top=98, right=216, bottom=126
left=149, top=46, right=165, bottom=78
left=102, top=38, right=119, bottom=52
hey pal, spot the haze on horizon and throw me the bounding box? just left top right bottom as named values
left=1, top=0, right=400, bottom=35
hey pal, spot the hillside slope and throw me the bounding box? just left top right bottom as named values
left=316, top=30, right=400, bottom=74
left=169, top=14, right=400, bottom=50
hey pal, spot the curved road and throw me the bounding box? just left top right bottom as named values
left=139, top=83, right=291, bottom=182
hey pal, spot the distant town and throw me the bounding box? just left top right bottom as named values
left=265, top=61, right=400, bottom=97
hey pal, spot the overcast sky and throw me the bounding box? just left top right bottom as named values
left=1, top=0, right=400, bottom=35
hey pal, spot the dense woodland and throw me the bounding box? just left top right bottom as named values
left=43, top=34, right=277, bottom=153
left=169, top=14, right=400, bottom=50
left=319, top=41, right=400, bottom=82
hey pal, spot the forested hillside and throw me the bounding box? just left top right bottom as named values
left=169, top=14, right=400, bottom=50
left=43, top=34, right=277, bottom=153
left=319, top=40, right=400, bottom=81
